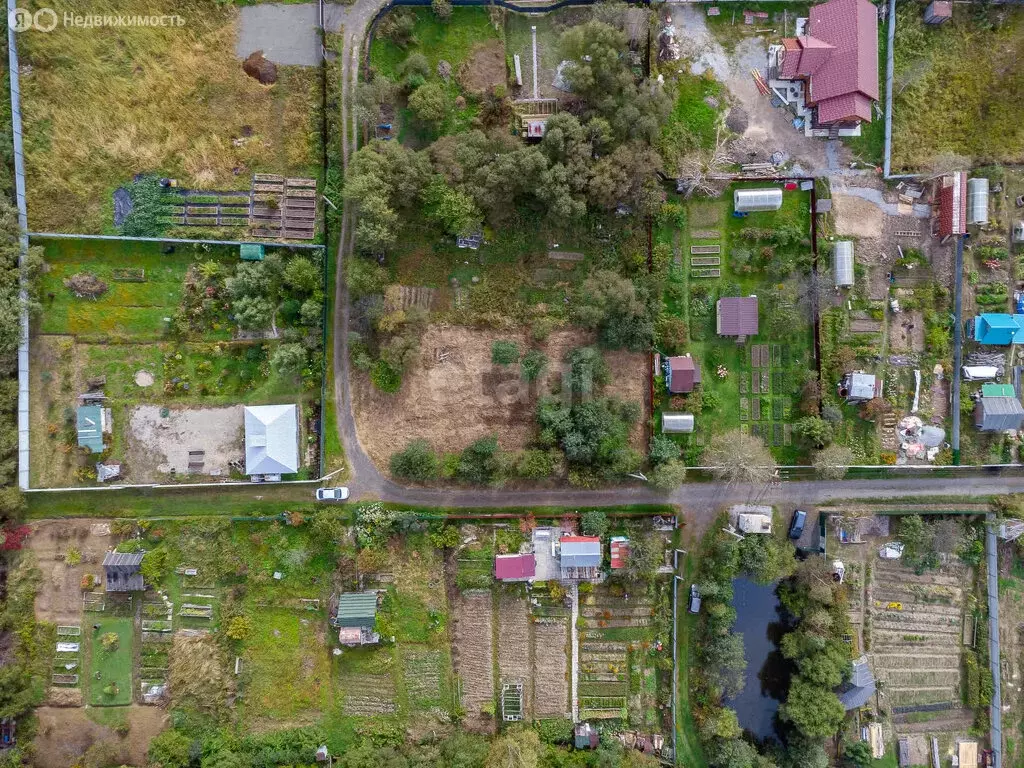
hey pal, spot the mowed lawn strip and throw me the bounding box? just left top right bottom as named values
left=87, top=616, right=134, bottom=706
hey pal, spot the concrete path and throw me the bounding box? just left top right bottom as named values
left=570, top=582, right=579, bottom=723
left=236, top=3, right=351, bottom=65
left=831, top=181, right=931, bottom=219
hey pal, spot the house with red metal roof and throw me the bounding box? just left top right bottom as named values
left=494, top=553, right=536, bottom=582
left=934, top=172, right=967, bottom=239
left=665, top=355, right=701, bottom=394
left=775, top=0, right=879, bottom=126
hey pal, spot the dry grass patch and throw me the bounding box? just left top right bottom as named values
left=19, top=0, right=318, bottom=232
left=169, top=633, right=234, bottom=719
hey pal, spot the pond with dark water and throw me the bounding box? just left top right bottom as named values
left=725, top=577, right=795, bottom=743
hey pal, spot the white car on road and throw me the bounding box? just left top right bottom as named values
left=315, top=487, right=349, bottom=502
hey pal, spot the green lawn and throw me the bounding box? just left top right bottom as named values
left=37, top=237, right=236, bottom=341
left=87, top=617, right=134, bottom=706
left=663, top=72, right=724, bottom=152
left=675, top=552, right=707, bottom=768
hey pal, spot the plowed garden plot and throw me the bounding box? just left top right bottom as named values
left=401, top=647, right=449, bottom=712
left=497, top=592, right=531, bottom=719
left=340, top=672, right=399, bottom=716
left=865, top=559, right=968, bottom=713
left=454, top=591, right=495, bottom=730
left=532, top=619, right=569, bottom=718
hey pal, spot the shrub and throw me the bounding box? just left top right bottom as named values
left=491, top=340, right=520, bottom=365
left=521, top=349, right=548, bottom=382
left=370, top=360, right=402, bottom=393
left=100, top=632, right=119, bottom=652
left=65, top=547, right=82, bottom=566
left=225, top=615, right=252, bottom=641
left=581, top=510, right=609, bottom=538
left=390, top=439, right=439, bottom=482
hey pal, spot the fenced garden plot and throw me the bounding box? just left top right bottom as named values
left=655, top=186, right=816, bottom=465
left=335, top=647, right=399, bottom=717
left=865, top=558, right=970, bottom=714
left=400, top=647, right=451, bottom=713
left=453, top=590, right=496, bottom=730
left=497, top=591, right=532, bottom=720
left=30, top=236, right=324, bottom=487
left=53, top=629, right=82, bottom=687
left=86, top=616, right=134, bottom=706
left=17, top=0, right=320, bottom=234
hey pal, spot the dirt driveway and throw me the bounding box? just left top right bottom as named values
left=667, top=4, right=838, bottom=173
left=351, top=326, right=648, bottom=470
left=30, top=519, right=112, bottom=625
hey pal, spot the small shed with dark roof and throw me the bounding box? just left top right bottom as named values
left=666, top=355, right=701, bottom=394
left=838, top=654, right=876, bottom=710
left=716, top=296, right=759, bottom=337
left=975, top=394, right=1024, bottom=432
left=102, top=551, right=145, bottom=592
left=924, top=0, right=951, bottom=24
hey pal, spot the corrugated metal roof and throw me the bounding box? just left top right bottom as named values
left=982, top=383, right=1015, bottom=398
left=976, top=396, right=1024, bottom=431
left=560, top=537, right=602, bottom=568
left=102, top=551, right=144, bottom=568
left=610, top=537, right=629, bottom=569
left=336, top=592, right=378, bottom=628
left=244, top=404, right=299, bottom=475
left=717, top=296, right=759, bottom=336
left=495, top=554, right=536, bottom=580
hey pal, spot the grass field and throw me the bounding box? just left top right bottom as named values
left=241, top=609, right=331, bottom=721
left=891, top=7, right=1024, bottom=170
left=369, top=7, right=501, bottom=143
left=662, top=72, right=724, bottom=154
left=87, top=617, right=134, bottom=706
left=18, top=0, right=318, bottom=233
left=38, top=238, right=234, bottom=341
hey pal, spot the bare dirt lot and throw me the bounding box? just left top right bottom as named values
left=352, top=326, right=648, bottom=470
left=126, top=404, right=244, bottom=482
left=32, top=705, right=167, bottom=768
left=833, top=194, right=885, bottom=239
left=30, top=519, right=111, bottom=625
left=458, top=40, right=506, bottom=95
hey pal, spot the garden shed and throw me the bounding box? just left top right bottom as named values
left=839, top=371, right=881, bottom=403
left=610, top=537, right=629, bottom=570
left=733, top=187, right=783, bottom=212
left=662, top=412, right=695, bottom=433
left=558, top=536, right=602, bottom=581
left=1014, top=221, right=1024, bottom=244
left=924, top=0, right=951, bottom=23
left=966, top=177, right=989, bottom=225
left=331, top=591, right=381, bottom=646
left=833, top=240, right=854, bottom=287
left=243, top=404, right=299, bottom=476
left=935, top=172, right=966, bottom=238
left=716, top=296, right=759, bottom=337
left=665, top=355, right=701, bottom=394
left=102, top=551, right=145, bottom=592
left=239, top=243, right=265, bottom=261
left=494, top=554, right=536, bottom=582
left=975, top=392, right=1024, bottom=432
left=973, top=313, right=1024, bottom=345
left=76, top=404, right=106, bottom=453
left=837, top=654, right=876, bottom=710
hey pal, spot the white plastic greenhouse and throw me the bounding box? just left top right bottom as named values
left=662, top=412, right=695, bottom=433
left=833, top=241, right=854, bottom=287
left=734, top=188, right=783, bottom=212
left=967, top=177, right=989, bottom=225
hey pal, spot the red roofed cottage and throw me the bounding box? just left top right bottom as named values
left=495, top=553, right=536, bottom=582
left=777, top=0, right=879, bottom=125
left=935, top=172, right=967, bottom=239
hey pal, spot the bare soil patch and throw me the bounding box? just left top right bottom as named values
left=458, top=40, right=506, bottom=95
left=29, top=519, right=111, bottom=625
left=453, top=591, right=495, bottom=732
left=833, top=194, right=885, bottom=239
left=889, top=310, right=925, bottom=354
left=32, top=705, right=167, bottom=768
left=352, top=325, right=648, bottom=470
left=125, top=404, right=244, bottom=482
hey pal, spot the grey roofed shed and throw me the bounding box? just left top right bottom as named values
left=734, top=187, right=783, bottom=212
left=838, top=654, right=876, bottom=710
left=244, top=404, right=299, bottom=475
left=975, top=395, right=1024, bottom=432
left=967, top=177, right=989, bottom=225
left=102, top=551, right=145, bottom=592
left=662, top=412, right=695, bottom=433
left=833, top=241, right=854, bottom=287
